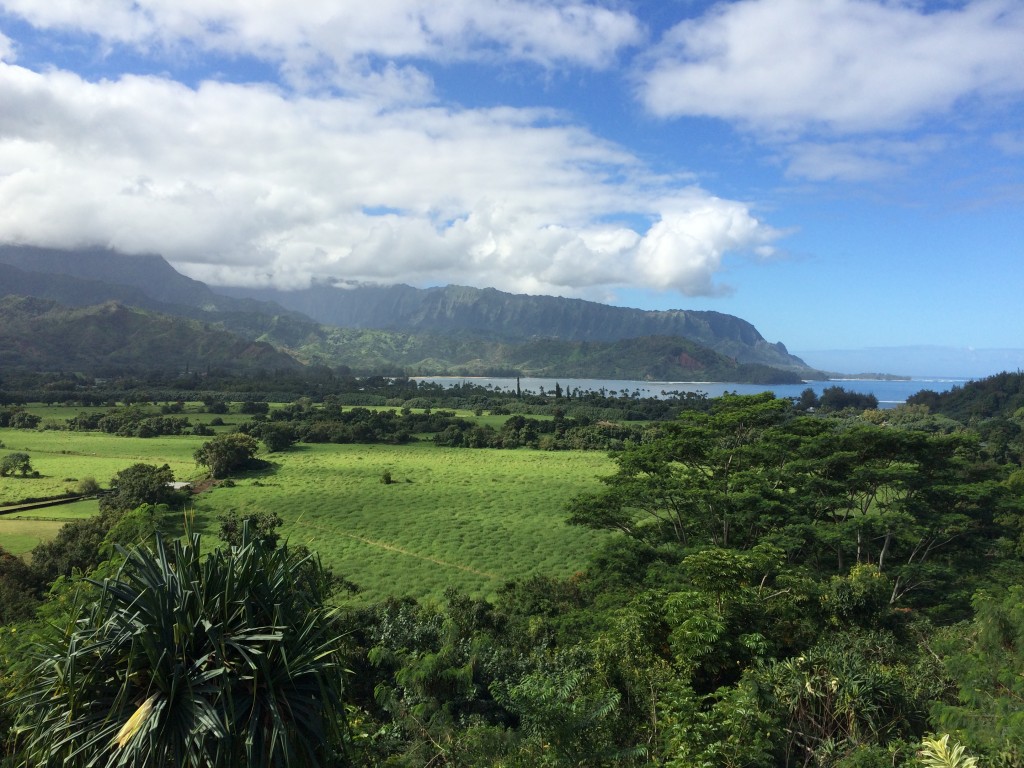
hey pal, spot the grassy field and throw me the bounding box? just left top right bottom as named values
left=1, top=419, right=616, bottom=602
left=193, top=442, right=614, bottom=603
left=0, top=428, right=207, bottom=505
left=0, top=499, right=100, bottom=556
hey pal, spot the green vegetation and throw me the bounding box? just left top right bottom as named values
left=0, top=452, right=32, bottom=478
left=193, top=442, right=611, bottom=602
left=2, top=370, right=1024, bottom=766
left=16, top=529, right=347, bottom=767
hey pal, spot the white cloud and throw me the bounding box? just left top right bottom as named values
left=638, top=0, right=1024, bottom=135
left=0, top=29, right=14, bottom=61
left=785, top=135, right=949, bottom=182
left=0, top=62, right=779, bottom=298
left=0, top=0, right=644, bottom=92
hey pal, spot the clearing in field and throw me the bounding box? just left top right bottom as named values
left=192, top=442, right=614, bottom=603
left=1, top=422, right=617, bottom=602
left=0, top=428, right=207, bottom=505
left=0, top=499, right=100, bottom=557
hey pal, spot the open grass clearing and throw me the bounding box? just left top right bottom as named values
left=0, top=499, right=101, bottom=556
left=1, top=422, right=617, bottom=603
left=0, top=519, right=66, bottom=557
left=0, top=428, right=206, bottom=505
left=193, top=442, right=614, bottom=603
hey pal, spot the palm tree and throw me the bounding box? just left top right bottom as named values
left=14, top=526, right=349, bottom=767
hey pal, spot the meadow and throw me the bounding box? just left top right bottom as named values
left=191, top=442, right=613, bottom=602
left=2, top=415, right=615, bottom=602
left=0, top=428, right=205, bottom=505
left=0, top=499, right=100, bottom=556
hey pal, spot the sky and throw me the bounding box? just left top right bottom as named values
left=0, top=0, right=1022, bottom=375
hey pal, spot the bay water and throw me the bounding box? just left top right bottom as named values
left=413, top=376, right=970, bottom=408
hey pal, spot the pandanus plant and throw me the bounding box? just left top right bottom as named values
left=15, top=525, right=349, bottom=767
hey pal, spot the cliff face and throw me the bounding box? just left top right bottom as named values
left=221, top=282, right=810, bottom=371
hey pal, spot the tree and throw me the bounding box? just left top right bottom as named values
left=194, top=433, right=260, bottom=478
left=932, top=586, right=1024, bottom=765
left=29, top=515, right=110, bottom=586
left=0, top=407, right=40, bottom=429
left=568, top=394, right=793, bottom=549
left=0, top=546, right=41, bottom=623
left=0, top=452, right=32, bottom=477
left=249, top=421, right=296, bottom=453
left=99, top=463, right=180, bottom=516
left=218, top=510, right=283, bottom=549
left=14, top=529, right=348, bottom=767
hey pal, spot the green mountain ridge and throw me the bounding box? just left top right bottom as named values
left=0, top=245, right=818, bottom=381
left=0, top=296, right=302, bottom=375
left=219, top=281, right=809, bottom=371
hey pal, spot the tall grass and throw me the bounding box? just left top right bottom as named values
left=192, top=442, right=614, bottom=602
left=1, top=424, right=614, bottom=601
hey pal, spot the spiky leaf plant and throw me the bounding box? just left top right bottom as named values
left=15, top=526, right=348, bottom=767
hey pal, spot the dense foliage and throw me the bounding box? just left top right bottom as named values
left=2, top=370, right=1024, bottom=766
left=14, top=529, right=347, bottom=767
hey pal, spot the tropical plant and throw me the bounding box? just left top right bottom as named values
left=918, top=734, right=978, bottom=768
left=13, top=527, right=349, bottom=767
left=932, top=585, right=1024, bottom=765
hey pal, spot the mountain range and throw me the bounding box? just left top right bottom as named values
left=0, top=245, right=818, bottom=381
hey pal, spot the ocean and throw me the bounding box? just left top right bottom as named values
left=412, top=376, right=971, bottom=408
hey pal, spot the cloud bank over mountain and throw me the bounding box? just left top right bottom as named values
left=1, top=1, right=1022, bottom=356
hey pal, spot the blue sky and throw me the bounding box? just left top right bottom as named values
left=0, top=1, right=1022, bottom=375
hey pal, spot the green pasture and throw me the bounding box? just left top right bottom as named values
left=1, top=420, right=616, bottom=601
left=0, top=499, right=100, bottom=557
left=192, top=442, right=614, bottom=603
left=0, top=428, right=206, bottom=505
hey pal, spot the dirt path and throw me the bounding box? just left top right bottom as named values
left=298, top=520, right=500, bottom=579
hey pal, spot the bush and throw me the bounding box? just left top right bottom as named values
left=75, top=476, right=101, bottom=495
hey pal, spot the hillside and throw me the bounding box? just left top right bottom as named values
left=0, top=245, right=817, bottom=381
left=908, top=370, right=1024, bottom=421
left=264, top=320, right=805, bottom=382
left=0, top=296, right=302, bottom=374
left=219, top=282, right=810, bottom=371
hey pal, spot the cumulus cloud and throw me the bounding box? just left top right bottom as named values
left=638, top=0, right=1024, bottom=135
left=0, top=0, right=644, bottom=93
left=0, top=62, right=779, bottom=298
